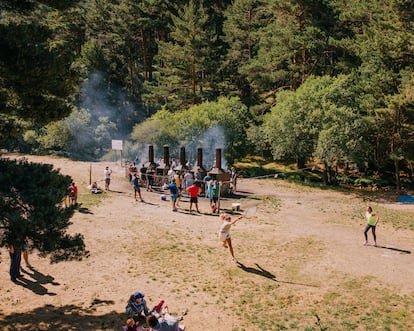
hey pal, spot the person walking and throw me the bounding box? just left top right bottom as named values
left=363, top=206, right=380, bottom=246
left=219, top=213, right=243, bottom=262
left=104, top=166, right=112, bottom=191
left=131, top=173, right=144, bottom=202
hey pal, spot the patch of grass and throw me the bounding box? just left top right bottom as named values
left=78, top=191, right=106, bottom=208
left=376, top=206, right=414, bottom=231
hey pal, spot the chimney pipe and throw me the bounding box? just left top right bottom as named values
left=215, top=148, right=222, bottom=169
left=149, top=145, right=154, bottom=164
left=163, top=145, right=169, bottom=166
left=197, top=147, right=203, bottom=167
left=180, top=146, right=186, bottom=167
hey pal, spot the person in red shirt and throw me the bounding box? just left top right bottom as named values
left=69, top=182, right=78, bottom=206
left=186, top=182, right=201, bottom=213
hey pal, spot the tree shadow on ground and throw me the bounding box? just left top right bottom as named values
left=0, top=304, right=124, bottom=331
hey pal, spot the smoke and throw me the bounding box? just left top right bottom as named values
left=79, top=71, right=137, bottom=140
left=182, top=125, right=227, bottom=170
left=198, top=125, right=227, bottom=169
left=65, top=71, right=145, bottom=160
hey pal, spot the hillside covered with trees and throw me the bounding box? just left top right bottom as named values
left=1, top=0, right=413, bottom=188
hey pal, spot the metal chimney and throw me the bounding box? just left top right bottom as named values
left=180, top=146, right=186, bottom=167
left=215, top=148, right=222, bottom=169
left=149, top=145, right=154, bottom=164
left=197, top=147, right=203, bottom=167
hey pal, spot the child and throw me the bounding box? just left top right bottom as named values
left=218, top=213, right=243, bottom=262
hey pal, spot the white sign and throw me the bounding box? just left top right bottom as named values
left=112, top=140, right=123, bottom=150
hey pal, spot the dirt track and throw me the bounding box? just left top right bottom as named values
left=0, top=155, right=413, bottom=330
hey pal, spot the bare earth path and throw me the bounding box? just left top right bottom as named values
left=0, top=155, right=413, bottom=330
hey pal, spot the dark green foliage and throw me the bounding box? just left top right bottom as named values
left=0, top=0, right=84, bottom=143
left=1, top=0, right=413, bottom=187
left=0, top=158, right=88, bottom=262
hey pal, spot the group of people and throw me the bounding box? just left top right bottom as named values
left=124, top=291, right=186, bottom=331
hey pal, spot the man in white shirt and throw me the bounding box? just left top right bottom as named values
left=104, top=166, right=112, bottom=190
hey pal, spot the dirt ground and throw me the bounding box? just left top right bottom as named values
left=0, top=154, right=413, bottom=331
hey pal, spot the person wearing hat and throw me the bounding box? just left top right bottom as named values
left=125, top=292, right=150, bottom=321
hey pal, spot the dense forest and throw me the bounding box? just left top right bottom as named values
left=1, top=0, right=413, bottom=188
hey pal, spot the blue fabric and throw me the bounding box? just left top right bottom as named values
left=134, top=291, right=144, bottom=299
left=398, top=195, right=414, bottom=203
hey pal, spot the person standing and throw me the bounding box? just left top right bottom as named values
left=69, top=182, right=78, bottom=206
left=209, top=180, right=220, bottom=213
left=219, top=213, right=243, bottom=262
left=21, top=238, right=32, bottom=271
left=131, top=173, right=144, bottom=202
left=104, top=166, right=112, bottom=191
left=203, top=172, right=212, bottom=197
left=140, top=164, right=147, bottom=189
left=183, top=170, right=193, bottom=191
left=186, top=182, right=200, bottom=213
left=363, top=206, right=380, bottom=246
left=9, top=244, right=22, bottom=282
left=231, top=167, right=238, bottom=193
left=168, top=179, right=179, bottom=212
left=146, top=165, right=155, bottom=192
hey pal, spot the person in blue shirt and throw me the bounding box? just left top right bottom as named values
left=168, top=179, right=179, bottom=212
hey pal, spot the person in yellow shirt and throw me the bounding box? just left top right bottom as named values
left=363, top=206, right=380, bottom=246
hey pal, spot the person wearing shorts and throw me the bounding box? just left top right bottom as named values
left=219, top=213, right=243, bottom=262
left=131, top=173, right=144, bottom=202
left=168, top=179, right=179, bottom=211
left=186, top=182, right=200, bottom=213
left=104, top=166, right=112, bottom=190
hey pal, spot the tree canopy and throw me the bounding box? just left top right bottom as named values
left=1, top=0, right=413, bottom=188
left=0, top=158, right=87, bottom=262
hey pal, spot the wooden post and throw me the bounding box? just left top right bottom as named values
left=217, top=181, right=222, bottom=213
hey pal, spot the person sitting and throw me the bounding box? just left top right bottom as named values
left=147, top=305, right=186, bottom=331
left=126, top=292, right=150, bottom=321
left=123, top=318, right=139, bottom=331
left=87, top=181, right=102, bottom=194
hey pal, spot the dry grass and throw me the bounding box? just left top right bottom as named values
left=0, top=154, right=413, bottom=331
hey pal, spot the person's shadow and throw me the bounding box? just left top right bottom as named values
left=14, top=267, right=60, bottom=295
left=373, top=245, right=411, bottom=254
left=237, top=262, right=277, bottom=281
left=237, top=262, right=319, bottom=287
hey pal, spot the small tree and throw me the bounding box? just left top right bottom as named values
left=0, top=158, right=88, bottom=270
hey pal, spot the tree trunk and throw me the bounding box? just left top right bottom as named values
left=394, top=159, right=401, bottom=191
